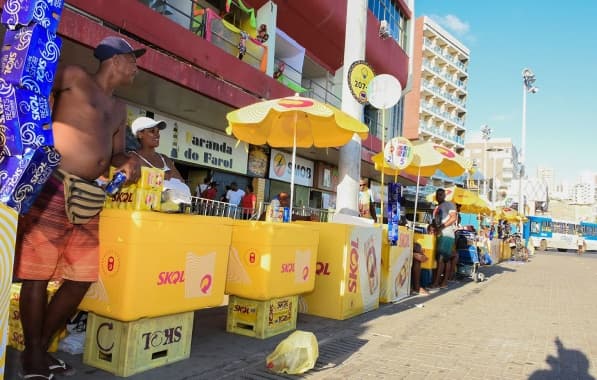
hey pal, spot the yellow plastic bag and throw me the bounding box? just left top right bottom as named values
left=266, top=330, right=319, bottom=374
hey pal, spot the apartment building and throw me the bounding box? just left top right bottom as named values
left=36, top=0, right=414, bottom=208
left=403, top=16, right=469, bottom=151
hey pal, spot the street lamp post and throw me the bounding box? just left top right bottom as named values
left=487, top=147, right=504, bottom=207
left=518, top=68, right=538, bottom=219
left=481, top=125, right=492, bottom=200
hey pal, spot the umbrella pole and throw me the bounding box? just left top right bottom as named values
left=412, top=167, right=421, bottom=230
left=289, top=117, right=297, bottom=222
left=380, top=109, right=385, bottom=224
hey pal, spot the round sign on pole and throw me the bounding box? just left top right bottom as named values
left=383, top=137, right=414, bottom=169
left=367, top=74, right=402, bottom=110
left=347, top=60, right=375, bottom=104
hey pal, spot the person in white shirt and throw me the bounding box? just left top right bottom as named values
left=577, top=233, right=585, bottom=255
left=225, top=182, right=245, bottom=206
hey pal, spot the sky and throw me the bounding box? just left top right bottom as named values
left=414, top=0, right=597, bottom=183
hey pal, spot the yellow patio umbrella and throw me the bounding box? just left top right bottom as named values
left=425, top=186, right=492, bottom=215
left=226, top=95, right=369, bottom=220
left=372, top=141, right=472, bottom=224
left=494, top=207, right=527, bottom=222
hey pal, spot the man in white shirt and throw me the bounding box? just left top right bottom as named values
left=226, top=182, right=245, bottom=206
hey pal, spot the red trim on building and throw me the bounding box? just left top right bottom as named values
left=64, top=0, right=292, bottom=105
left=245, top=0, right=410, bottom=88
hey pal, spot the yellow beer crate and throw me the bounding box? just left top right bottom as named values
left=83, top=311, right=193, bottom=377
left=226, top=295, right=297, bottom=339
left=8, top=282, right=64, bottom=352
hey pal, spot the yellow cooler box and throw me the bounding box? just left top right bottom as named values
left=380, top=226, right=413, bottom=303
left=79, top=210, right=232, bottom=321
left=226, top=221, right=319, bottom=300
left=299, top=223, right=382, bottom=320
left=415, top=233, right=437, bottom=270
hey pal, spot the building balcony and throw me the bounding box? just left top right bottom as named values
left=419, top=123, right=464, bottom=146
left=423, top=38, right=468, bottom=75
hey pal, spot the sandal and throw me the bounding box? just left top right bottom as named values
left=19, top=372, right=55, bottom=379
left=48, top=357, right=76, bottom=376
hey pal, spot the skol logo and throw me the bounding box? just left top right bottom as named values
left=316, top=262, right=331, bottom=275
left=347, top=239, right=359, bottom=293
left=233, top=305, right=255, bottom=314
left=157, top=271, right=185, bottom=285
left=35, top=59, right=47, bottom=83
left=112, top=192, right=134, bottom=202
left=200, top=274, right=212, bottom=294
left=141, top=326, right=182, bottom=350
left=28, top=95, right=41, bottom=121
left=3, top=52, right=18, bottom=75
left=432, top=144, right=455, bottom=158
left=281, top=263, right=295, bottom=273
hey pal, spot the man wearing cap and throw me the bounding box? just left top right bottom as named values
left=15, top=36, right=145, bottom=378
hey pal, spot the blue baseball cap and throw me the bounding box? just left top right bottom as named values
left=94, top=36, right=146, bottom=62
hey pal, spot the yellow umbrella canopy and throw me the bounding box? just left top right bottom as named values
left=226, top=95, right=369, bottom=147
left=226, top=95, right=369, bottom=220
left=401, top=141, right=473, bottom=177
left=426, top=186, right=492, bottom=215
left=372, top=141, right=472, bottom=178
left=494, top=207, right=527, bottom=222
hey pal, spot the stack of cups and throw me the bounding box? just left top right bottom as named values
left=0, top=0, right=65, bottom=214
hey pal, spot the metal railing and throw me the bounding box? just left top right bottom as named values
left=188, top=197, right=336, bottom=222
left=301, top=79, right=341, bottom=109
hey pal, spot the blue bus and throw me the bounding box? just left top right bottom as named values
left=523, top=216, right=580, bottom=252
left=580, top=221, right=597, bottom=251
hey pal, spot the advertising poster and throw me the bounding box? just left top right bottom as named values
left=380, top=228, right=413, bottom=303
left=247, top=145, right=269, bottom=177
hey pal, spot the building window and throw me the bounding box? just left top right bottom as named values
left=368, top=0, right=409, bottom=49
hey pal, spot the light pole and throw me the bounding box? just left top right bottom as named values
left=518, top=68, right=538, bottom=218
left=481, top=125, right=492, bottom=200
left=487, top=147, right=504, bottom=207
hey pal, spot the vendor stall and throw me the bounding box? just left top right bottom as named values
left=226, top=220, right=319, bottom=300
left=79, top=210, right=232, bottom=321
left=299, top=223, right=382, bottom=320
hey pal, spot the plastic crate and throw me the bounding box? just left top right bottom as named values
left=8, top=282, right=64, bottom=352
left=83, top=311, right=193, bottom=377
left=226, top=295, right=297, bottom=339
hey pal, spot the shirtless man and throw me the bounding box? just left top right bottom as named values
left=15, top=36, right=144, bottom=379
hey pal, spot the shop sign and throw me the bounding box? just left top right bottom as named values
left=383, top=137, right=413, bottom=169
left=177, top=123, right=248, bottom=174
left=268, top=149, right=314, bottom=187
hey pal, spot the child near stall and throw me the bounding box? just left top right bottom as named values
left=411, top=242, right=430, bottom=296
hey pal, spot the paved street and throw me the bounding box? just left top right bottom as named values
left=5, top=251, right=597, bottom=379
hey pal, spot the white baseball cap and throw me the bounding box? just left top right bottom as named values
left=131, top=116, right=167, bottom=135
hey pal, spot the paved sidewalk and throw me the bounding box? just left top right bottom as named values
left=5, top=252, right=597, bottom=379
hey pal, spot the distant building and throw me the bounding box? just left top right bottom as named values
left=402, top=16, right=469, bottom=186
left=573, top=183, right=595, bottom=205
left=464, top=138, right=515, bottom=204
left=537, top=167, right=555, bottom=194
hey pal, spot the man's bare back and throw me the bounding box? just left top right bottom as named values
left=51, top=65, right=127, bottom=181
